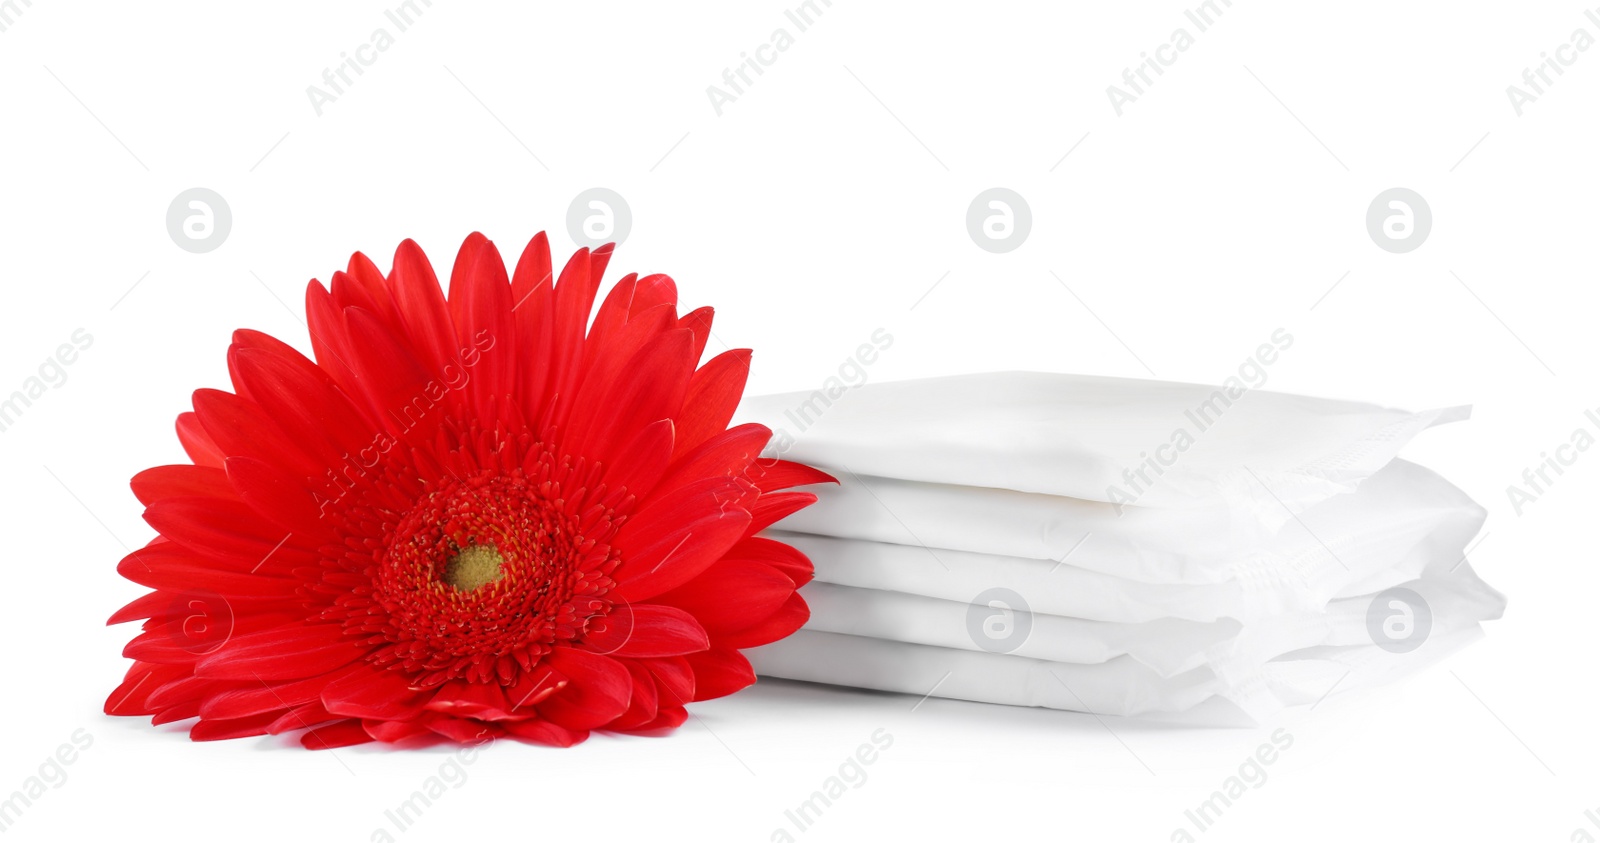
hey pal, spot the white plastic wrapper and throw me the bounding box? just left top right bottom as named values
left=799, top=581, right=1242, bottom=677
left=735, top=371, right=1466, bottom=531
left=748, top=626, right=1491, bottom=723
left=796, top=542, right=1504, bottom=681
left=775, top=474, right=1248, bottom=584
left=770, top=460, right=1484, bottom=622
left=736, top=372, right=1499, bottom=721
left=750, top=560, right=1501, bottom=722
left=771, top=459, right=1478, bottom=586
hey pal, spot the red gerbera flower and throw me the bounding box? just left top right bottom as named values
left=105, top=232, right=834, bottom=749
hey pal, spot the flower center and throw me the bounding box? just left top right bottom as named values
left=339, top=456, right=629, bottom=688
left=442, top=543, right=505, bottom=591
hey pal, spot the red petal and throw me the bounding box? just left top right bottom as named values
left=502, top=719, right=589, bottom=747
left=128, top=608, right=300, bottom=663
left=347, top=251, right=403, bottom=330
left=718, top=592, right=810, bottom=650
left=542, top=247, right=601, bottom=429
left=304, top=281, right=374, bottom=419
left=655, top=559, right=795, bottom=634
left=190, top=388, right=324, bottom=480
left=106, top=591, right=175, bottom=626
left=585, top=603, right=710, bottom=658
left=131, top=465, right=232, bottom=507
left=302, top=719, right=376, bottom=749
left=424, top=681, right=515, bottom=721
left=267, top=702, right=340, bottom=735
left=537, top=648, right=632, bottom=731
left=446, top=231, right=490, bottom=314
left=678, top=306, right=714, bottom=363
left=363, top=717, right=436, bottom=744
left=225, top=456, right=337, bottom=539
left=645, top=657, right=695, bottom=705
left=340, top=307, right=450, bottom=455
left=745, top=459, right=838, bottom=494
left=506, top=664, right=567, bottom=710
left=589, top=242, right=615, bottom=285
left=229, top=327, right=365, bottom=430
left=176, top=412, right=226, bottom=469
left=565, top=303, right=679, bottom=451
left=684, top=647, right=756, bottom=701
left=568, top=329, right=695, bottom=459
left=190, top=711, right=281, bottom=742
left=452, top=238, right=516, bottom=418
left=228, top=344, right=374, bottom=467
left=651, top=423, right=770, bottom=502
left=116, top=542, right=298, bottom=597
left=142, top=495, right=307, bottom=571
left=511, top=232, right=554, bottom=421
left=614, top=704, right=688, bottom=735
left=611, top=505, right=753, bottom=603
left=199, top=665, right=359, bottom=721
left=511, top=232, right=553, bottom=306
left=727, top=536, right=816, bottom=587
left=629, top=274, right=677, bottom=317
left=599, top=418, right=675, bottom=503
left=104, top=662, right=191, bottom=715
left=330, top=270, right=383, bottom=324
left=196, top=624, right=365, bottom=681
left=584, top=273, right=641, bottom=360
left=609, top=660, right=660, bottom=731
left=123, top=628, right=209, bottom=664
left=616, top=474, right=753, bottom=555
left=151, top=700, right=201, bottom=726
left=320, top=664, right=429, bottom=720
left=388, top=238, right=458, bottom=379
left=672, top=349, right=751, bottom=460
left=747, top=491, right=818, bottom=535
left=145, top=674, right=225, bottom=710
left=424, top=714, right=503, bottom=744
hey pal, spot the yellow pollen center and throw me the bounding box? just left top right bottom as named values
left=442, top=544, right=505, bottom=592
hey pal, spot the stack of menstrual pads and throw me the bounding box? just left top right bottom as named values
left=733, top=372, right=1504, bottom=723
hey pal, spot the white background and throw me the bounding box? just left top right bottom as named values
left=1, top=1, right=1596, bottom=840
